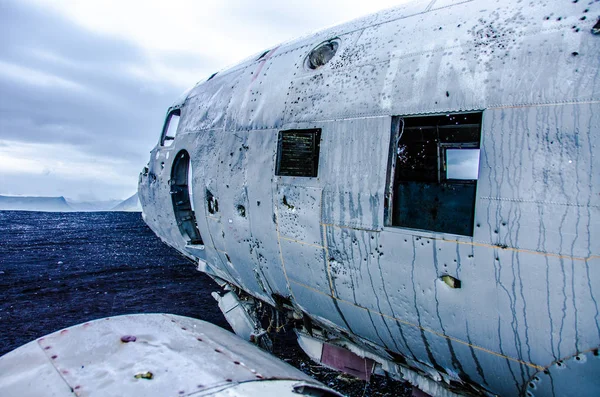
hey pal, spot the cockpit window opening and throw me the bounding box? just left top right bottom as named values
left=160, top=109, right=181, bottom=147
left=385, top=112, right=483, bottom=236
left=276, top=129, right=322, bottom=177
left=257, top=50, right=270, bottom=60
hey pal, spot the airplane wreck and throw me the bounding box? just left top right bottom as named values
left=137, top=0, right=600, bottom=395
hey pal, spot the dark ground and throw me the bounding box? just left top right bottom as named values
left=0, top=211, right=409, bottom=396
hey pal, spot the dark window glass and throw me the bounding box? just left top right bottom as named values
left=387, top=113, right=482, bottom=236
left=276, top=129, right=321, bottom=177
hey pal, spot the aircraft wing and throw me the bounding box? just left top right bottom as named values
left=0, top=313, right=343, bottom=397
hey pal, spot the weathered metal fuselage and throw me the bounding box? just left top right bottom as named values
left=139, top=1, right=600, bottom=395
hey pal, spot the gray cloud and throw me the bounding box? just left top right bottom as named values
left=0, top=0, right=218, bottom=199
left=0, top=0, right=403, bottom=200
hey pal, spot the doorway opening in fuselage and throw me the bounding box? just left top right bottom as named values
left=170, top=150, right=203, bottom=245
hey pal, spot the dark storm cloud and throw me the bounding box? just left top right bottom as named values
left=0, top=0, right=212, bottom=163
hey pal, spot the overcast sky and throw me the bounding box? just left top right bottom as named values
left=0, top=0, right=409, bottom=201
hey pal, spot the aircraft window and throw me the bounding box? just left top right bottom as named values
left=161, top=109, right=181, bottom=147
left=307, top=40, right=339, bottom=70
left=445, top=148, right=480, bottom=180
left=386, top=113, right=482, bottom=236
left=257, top=50, right=270, bottom=60
left=276, top=129, right=321, bottom=177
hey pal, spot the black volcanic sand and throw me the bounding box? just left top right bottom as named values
left=0, top=211, right=409, bottom=396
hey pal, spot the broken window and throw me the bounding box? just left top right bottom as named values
left=276, top=129, right=321, bottom=177
left=386, top=113, right=482, bottom=236
left=161, top=109, right=181, bottom=147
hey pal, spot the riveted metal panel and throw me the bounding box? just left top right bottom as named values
left=526, top=349, right=600, bottom=397
left=319, top=117, right=390, bottom=231
left=276, top=185, right=323, bottom=246
left=210, top=132, right=272, bottom=303
left=284, top=2, right=599, bottom=124
left=245, top=130, right=292, bottom=297
left=280, top=239, right=329, bottom=295
left=188, top=130, right=238, bottom=282
left=225, top=47, right=305, bottom=131
left=476, top=104, right=599, bottom=257
left=180, top=68, right=245, bottom=133
left=289, top=281, right=349, bottom=333
left=0, top=314, right=325, bottom=397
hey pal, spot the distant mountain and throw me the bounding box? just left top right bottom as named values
left=66, top=199, right=122, bottom=212
left=112, top=193, right=141, bottom=212
left=0, top=195, right=72, bottom=212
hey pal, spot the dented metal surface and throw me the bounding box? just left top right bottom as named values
left=0, top=314, right=341, bottom=397
left=139, top=0, right=600, bottom=395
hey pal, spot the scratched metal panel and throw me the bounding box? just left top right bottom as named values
left=276, top=185, right=323, bottom=246
left=380, top=311, right=526, bottom=397
left=284, top=2, right=599, bottom=123
left=289, top=281, right=349, bottom=333
left=187, top=130, right=240, bottom=283
left=479, top=105, right=599, bottom=205
left=280, top=239, right=329, bottom=295
left=333, top=300, right=392, bottom=355
left=377, top=235, right=465, bottom=373
left=482, top=358, right=536, bottom=397
left=325, top=227, right=388, bottom=311
left=308, top=1, right=427, bottom=40
left=375, top=231, right=489, bottom=359
left=205, top=213, right=245, bottom=288
left=179, top=68, right=245, bottom=133
left=325, top=225, right=491, bottom=375
left=245, top=130, right=292, bottom=297
left=475, top=104, right=599, bottom=257
left=203, top=249, right=236, bottom=283
left=475, top=199, right=597, bottom=258
left=319, top=117, right=390, bottom=231
left=215, top=132, right=273, bottom=303
left=375, top=228, right=600, bottom=392
left=372, top=314, right=421, bottom=363
left=489, top=252, right=600, bottom=367
left=186, top=130, right=229, bottom=280
left=225, top=47, right=304, bottom=131
left=373, top=230, right=544, bottom=394
left=527, top=348, right=600, bottom=397
left=205, top=217, right=227, bottom=253
left=347, top=6, right=473, bottom=66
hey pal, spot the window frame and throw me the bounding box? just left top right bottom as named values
left=160, top=108, right=181, bottom=147
left=440, top=143, right=480, bottom=182
left=384, top=112, right=483, bottom=236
